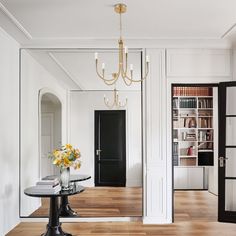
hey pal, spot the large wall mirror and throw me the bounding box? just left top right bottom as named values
left=20, top=48, right=143, bottom=218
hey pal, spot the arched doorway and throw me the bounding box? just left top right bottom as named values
left=40, top=92, right=62, bottom=178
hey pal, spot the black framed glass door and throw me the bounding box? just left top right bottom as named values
left=218, top=81, right=236, bottom=223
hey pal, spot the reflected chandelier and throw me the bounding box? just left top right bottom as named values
left=95, top=3, right=150, bottom=86
left=104, top=88, right=127, bottom=109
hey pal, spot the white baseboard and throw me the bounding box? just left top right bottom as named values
left=142, top=216, right=172, bottom=224
left=21, top=217, right=142, bottom=223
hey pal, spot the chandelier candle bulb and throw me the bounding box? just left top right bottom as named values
left=94, top=52, right=98, bottom=60
left=130, top=64, right=133, bottom=71
left=124, top=47, right=128, bottom=54
left=146, top=55, right=150, bottom=63
left=102, top=63, right=105, bottom=69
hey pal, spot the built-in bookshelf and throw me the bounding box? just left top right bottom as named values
left=172, top=86, right=214, bottom=167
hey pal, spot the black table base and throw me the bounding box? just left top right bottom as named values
left=59, top=196, right=79, bottom=217
left=42, top=196, right=71, bottom=236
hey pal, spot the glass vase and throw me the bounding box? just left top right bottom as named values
left=60, top=167, right=70, bottom=190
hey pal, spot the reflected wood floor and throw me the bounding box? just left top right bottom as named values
left=31, top=187, right=142, bottom=217
left=8, top=191, right=235, bottom=236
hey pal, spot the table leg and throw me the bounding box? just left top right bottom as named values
left=59, top=195, right=79, bottom=217
left=42, top=196, right=72, bottom=236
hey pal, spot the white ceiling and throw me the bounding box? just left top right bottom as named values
left=0, top=0, right=236, bottom=45
left=3, top=1, right=236, bottom=90
left=26, top=49, right=142, bottom=91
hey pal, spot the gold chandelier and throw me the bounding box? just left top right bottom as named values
left=104, top=88, right=128, bottom=109
left=95, top=3, right=150, bottom=86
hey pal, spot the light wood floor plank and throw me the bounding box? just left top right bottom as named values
left=8, top=190, right=235, bottom=236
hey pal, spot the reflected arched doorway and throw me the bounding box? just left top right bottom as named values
left=40, top=92, right=62, bottom=178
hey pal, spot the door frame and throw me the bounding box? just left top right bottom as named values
left=218, top=81, right=236, bottom=222
left=38, top=89, right=63, bottom=179
left=94, top=110, right=126, bottom=187
left=171, top=83, right=219, bottom=222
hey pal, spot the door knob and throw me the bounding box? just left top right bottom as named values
left=96, top=149, right=102, bottom=155
left=219, top=156, right=228, bottom=167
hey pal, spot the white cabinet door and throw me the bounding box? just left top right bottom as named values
left=174, top=167, right=204, bottom=189
left=188, top=168, right=204, bottom=189
left=174, top=168, right=188, bottom=189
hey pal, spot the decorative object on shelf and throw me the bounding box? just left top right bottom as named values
left=104, top=88, right=127, bottom=109
left=94, top=3, right=149, bottom=86
left=49, top=144, right=81, bottom=190
left=187, top=146, right=193, bottom=156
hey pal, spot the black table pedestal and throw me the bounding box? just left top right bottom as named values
left=43, top=196, right=71, bottom=236
left=59, top=196, right=79, bottom=217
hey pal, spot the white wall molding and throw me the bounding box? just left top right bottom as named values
left=143, top=49, right=170, bottom=224
left=0, top=2, right=32, bottom=39
left=48, top=52, right=83, bottom=90
left=167, top=49, right=231, bottom=77
left=21, top=38, right=232, bottom=50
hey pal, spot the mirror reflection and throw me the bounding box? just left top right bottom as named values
left=20, top=49, right=142, bottom=218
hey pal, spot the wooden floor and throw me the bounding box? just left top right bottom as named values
left=31, top=187, right=142, bottom=217
left=174, top=191, right=217, bottom=222
left=8, top=191, right=236, bottom=236
left=7, top=221, right=236, bottom=236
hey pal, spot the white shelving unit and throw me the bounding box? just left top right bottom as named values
left=173, top=87, right=215, bottom=189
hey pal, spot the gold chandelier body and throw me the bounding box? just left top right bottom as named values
left=95, top=3, right=150, bottom=86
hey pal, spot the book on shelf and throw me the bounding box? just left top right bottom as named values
left=179, top=98, right=197, bottom=108
left=173, top=87, right=213, bottom=97
left=198, top=98, right=213, bottom=109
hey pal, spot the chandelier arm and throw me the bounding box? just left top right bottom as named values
left=122, top=76, right=133, bottom=86
left=96, top=59, right=119, bottom=85
left=104, top=96, right=115, bottom=109
left=118, top=97, right=128, bottom=108
left=122, top=62, right=150, bottom=83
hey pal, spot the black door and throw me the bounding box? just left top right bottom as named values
left=218, top=81, right=236, bottom=223
left=95, top=110, right=126, bottom=186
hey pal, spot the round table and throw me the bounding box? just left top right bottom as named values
left=24, top=185, right=85, bottom=236
left=43, top=174, right=91, bottom=217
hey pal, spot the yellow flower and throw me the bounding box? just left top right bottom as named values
left=53, top=158, right=61, bottom=166
left=65, top=144, right=72, bottom=150
left=53, top=150, right=60, bottom=158
left=63, top=157, right=70, bottom=166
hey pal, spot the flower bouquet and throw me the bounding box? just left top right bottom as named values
left=49, top=144, right=81, bottom=190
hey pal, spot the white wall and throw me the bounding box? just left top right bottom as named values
left=143, top=48, right=232, bottom=224
left=20, top=50, right=68, bottom=216
left=0, top=27, right=19, bottom=235
left=69, top=90, right=142, bottom=187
